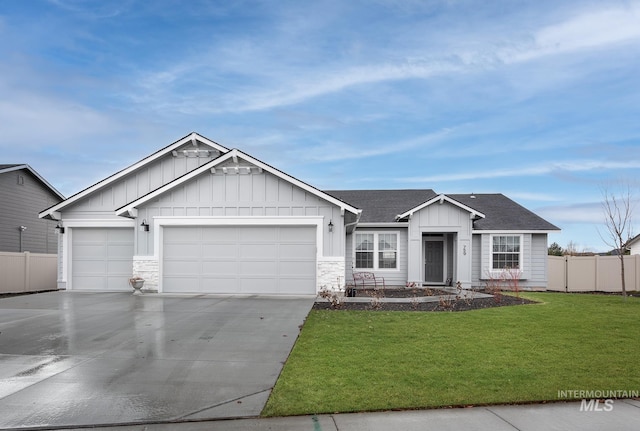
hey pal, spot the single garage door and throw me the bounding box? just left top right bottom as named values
left=163, top=225, right=316, bottom=294
left=71, top=227, right=134, bottom=290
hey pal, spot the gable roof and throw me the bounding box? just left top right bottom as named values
left=448, top=194, right=560, bottom=231
left=116, top=148, right=361, bottom=218
left=39, top=132, right=227, bottom=219
left=0, top=164, right=65, bottom=200
left=326, top=189, right=559, bottom=231
left=396, top=193, right=487, bottom=221
left=325, top=189, right=437, bottom=223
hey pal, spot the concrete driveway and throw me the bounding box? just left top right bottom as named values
left=0, top=291, right=315, bottom=429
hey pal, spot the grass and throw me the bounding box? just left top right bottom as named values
left=263, top=293, right=640, bottom=416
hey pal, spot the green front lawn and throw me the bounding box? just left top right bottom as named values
left=263, top=293, right=640, bottom=416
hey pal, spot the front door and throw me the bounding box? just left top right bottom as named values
left=424, top=240, right=444, bottom=283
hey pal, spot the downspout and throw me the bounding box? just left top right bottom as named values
left=344, top=210, right=363, bottom=231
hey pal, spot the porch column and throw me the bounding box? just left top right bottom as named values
left=456, top=238, right=472, bottom=289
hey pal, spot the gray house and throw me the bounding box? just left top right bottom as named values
left=1, top=164, right=64, bottom=253
left=40, top=132, right=559, bottom=293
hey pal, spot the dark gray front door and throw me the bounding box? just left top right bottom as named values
left=424, top=240, right=444, bottom=283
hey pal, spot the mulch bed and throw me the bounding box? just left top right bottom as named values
left=313, top=288, right=537, bottom=312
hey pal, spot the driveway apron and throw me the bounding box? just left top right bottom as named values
left=0, top=291, right=315, bottom=429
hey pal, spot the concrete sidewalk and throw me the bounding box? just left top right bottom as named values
left=75, top=399, right=640, bottom=431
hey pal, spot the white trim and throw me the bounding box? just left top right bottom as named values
left=117, top=149, right=361, bottom=218
left=39, top=132, right=229, bottom=219
left=397, top=194, right=486, bottom=220
left=154, top=216, right=325, bottom=294
left=153, top=216, right=324, bottom=259
left=63, top=219, right=136, bottom=228
left=423, top=236, right=447, bottom=284
left=489, top=234, right=524, bottom=274
left=353, top=231, right=401, bottom=272
left=357, top=222, right=409, bottom=228
left=473, top=230, right=557, bottom=234
left=153, top=216, right=324, bottom=260
left=65, top=221, right=136, bottom=290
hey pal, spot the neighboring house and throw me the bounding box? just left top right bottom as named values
left=625, top=234, right=640, bottom=255
left=40, top=132, right=560, bottom=293
left=1, top=164, right=64, bottom=253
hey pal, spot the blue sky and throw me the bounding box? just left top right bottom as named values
left=1, top=0, right=639, bottom=252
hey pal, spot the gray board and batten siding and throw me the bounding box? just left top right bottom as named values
left=54, top=140, right=349, bottom=293
left=135, top=163, right=346, bottom=258
left=0, top=165, right=63, bottom=253
left=62, top=147, right=220, bottom=220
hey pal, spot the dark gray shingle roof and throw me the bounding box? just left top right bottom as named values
left=325, top=189, right=559, bottom=231
left=325, top=189, right=437, bottom=223
left=447, top=193, right=560, bottom=231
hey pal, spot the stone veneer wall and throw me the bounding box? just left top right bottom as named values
left=132, top=256, right=159, bottom=292
left=317, top=257, right=346, bottom=292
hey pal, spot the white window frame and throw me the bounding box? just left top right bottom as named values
left=354, top=231, right=400, bottom=271
left=489, top=234, right=523, bottom=273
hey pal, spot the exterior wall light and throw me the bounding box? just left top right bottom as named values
left=55, top=223, right=65, bottom=234
left=328, top=220, right=334, bottom=232
left=140, top=219, right=150, bottom=232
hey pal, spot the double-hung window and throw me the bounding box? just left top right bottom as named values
left=491, top=235, right=521, bottom=270
left=355, top=232, right=398, bottom=270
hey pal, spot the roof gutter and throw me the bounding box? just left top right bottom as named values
left=344, top=210, right=363, bottom=233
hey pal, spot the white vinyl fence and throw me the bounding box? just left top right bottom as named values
left=548, top=255, right=640, bottom=292
left=0, top=252, right=58, bottom=294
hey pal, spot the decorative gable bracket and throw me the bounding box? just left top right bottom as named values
left=210, top=166, right=263, bottom=175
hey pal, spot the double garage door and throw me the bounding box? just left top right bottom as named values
left=162, top=225, right=317, bottom=295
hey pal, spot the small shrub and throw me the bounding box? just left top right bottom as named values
left=503, top=267, right=522, bottom=298
left=318, top=287, right=344, bottom=309
left=410, top=293, right=420, bottom=310
left=368, top=289, right=384, bottom=310
left=484, top=271, right=503, bottom=303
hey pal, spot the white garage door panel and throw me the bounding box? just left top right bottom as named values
left=202, top=261, right=238, bottom=273
left=240, top=244, right=277, bottom=258
left=240, top=260, right=278, bottom=275
left=280, top=260, right=316, bottom=275
left=72, top=228, right=134, bottom=291
left=163, top=225, right=316, bottom=294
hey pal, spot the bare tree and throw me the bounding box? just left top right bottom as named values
left=564, top=240, right=579, bottom=256
left=600, top=184, right=635, bottom=299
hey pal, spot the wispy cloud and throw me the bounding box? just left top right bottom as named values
left=505, top=192, right=564, bottom=202
left=47, top=0, right=131, bottom=18
left=295, top=127, right=454, bottom=162
left=536, top=202, right=603, bottom=224
left=398, top=160, right=640, bottom=183
left=124, top=3, right=640, bottom=117
left=505, top=3, right=640, bottom=63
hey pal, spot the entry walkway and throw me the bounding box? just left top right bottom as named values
left=320, top=287, right=493, bottom=303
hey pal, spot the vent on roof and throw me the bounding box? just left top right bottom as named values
left=470, top=194, right=476, bottom=199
